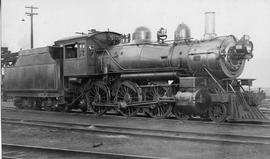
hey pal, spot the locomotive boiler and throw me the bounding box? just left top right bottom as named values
left=3, top=12, right=266, bottom=122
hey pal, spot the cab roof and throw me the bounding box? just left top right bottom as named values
left=54, top=31, right=122, bottom=47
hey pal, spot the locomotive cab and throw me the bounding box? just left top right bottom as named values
left=54, top=31, right=121, bottom=77
left=55, top=36, right=90, bottom=76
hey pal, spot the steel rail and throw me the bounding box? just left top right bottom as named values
left=2, top=143, right=161, bottom=159
left=2, top=117, right=270, bottom=145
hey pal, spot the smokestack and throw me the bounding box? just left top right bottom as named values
left=204, top=12, right=216, bottom=40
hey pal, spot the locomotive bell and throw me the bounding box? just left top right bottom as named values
left=132, top=26, right=151, bottom=43
left=157, top=27, right=167, bottom=43
left=174, top=23, right=191, bottom=41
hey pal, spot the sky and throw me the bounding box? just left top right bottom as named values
left=2, top=0, right=270, bottom=88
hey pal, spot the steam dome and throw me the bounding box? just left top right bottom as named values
left=132, top=26, right=151, bottom=43
left=174, top=23, right=191, bottom=41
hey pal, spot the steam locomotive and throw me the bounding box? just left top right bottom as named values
left=3, top=12, right=267, bottom=122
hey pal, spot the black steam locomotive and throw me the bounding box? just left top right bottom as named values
left=3, top=12, right=266, bottom=122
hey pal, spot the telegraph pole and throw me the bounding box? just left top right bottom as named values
left=25, top=5, right=38, bottom=48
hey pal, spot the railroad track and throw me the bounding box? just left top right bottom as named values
left=2, top=143, right=161, bottom=159
left=2, top=117, right=270, bottom=145
left=2, top=105, right=270, bottom=128
left=1, top=105, right=16, bottom=110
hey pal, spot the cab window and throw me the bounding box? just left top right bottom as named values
left=65, top=44, right=77, bottom=59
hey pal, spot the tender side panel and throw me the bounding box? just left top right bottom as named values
left=3, top=47, right=62, bottom=97
left=4, top=64, right=60, bottom=96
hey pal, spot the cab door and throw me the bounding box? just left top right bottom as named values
left=63, top=41, right=88, bottom=76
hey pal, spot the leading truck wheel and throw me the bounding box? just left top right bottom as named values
left=208, top=104, right=228, bottom=123
left=173, top=106, right=190, bottom=120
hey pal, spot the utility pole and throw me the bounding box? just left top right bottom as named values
left=25, top=5, right=38, bottom=48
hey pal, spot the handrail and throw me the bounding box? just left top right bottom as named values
left=203, top=66, right=226, bottom=93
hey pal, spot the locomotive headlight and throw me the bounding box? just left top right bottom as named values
left=244, top=41, right=254, bottom=60
left=235, top=44, right=243, bottom=50
left=246, top=41, right=253, bottom=54
left=237, top=35, right=253, bottom=54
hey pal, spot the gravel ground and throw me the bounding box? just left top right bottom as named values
left=2, top=108, right=270, bottom=159
left=2, top=123, right=270, bottom=159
